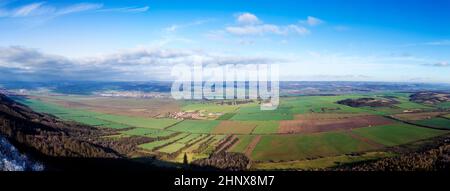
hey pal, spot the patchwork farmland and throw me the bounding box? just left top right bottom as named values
left=14, top=91, right=450, bottom=170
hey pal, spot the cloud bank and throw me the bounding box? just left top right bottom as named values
left=0, top=46, right=282, bottom=81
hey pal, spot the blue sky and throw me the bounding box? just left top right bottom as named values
left=0, top=0, right=449, bottom=82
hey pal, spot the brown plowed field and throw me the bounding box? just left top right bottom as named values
left=279, top=115, right=395, bottom=134
left=33, top=96, right=180, bottom=118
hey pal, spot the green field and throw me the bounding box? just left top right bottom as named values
left=195, top=135, right=227, bottom=157
left=284, top=95, right=369, bottom=114
left=394, top=96, right=432, bottom=110
left=211, top=121, right=257, bottom=134
left=251, top=121, right=279, bottom=134
left=437, top=102, right=450, bottom=109
left=177, top=133, right=202, bottom=143
left=121, top=128, right=161, bottom=136
left=139, top=133, right=189, bottom=151
left=352, top=123, right=446, bottom=146
left=360, top=95, right=433, bottom=115
left=228, top=135, right=255, bottom=153
left=168, top=120, right=220, bottom=133
left=158, top=142, right=186, bottom=154
left=101, top=123, right=131, bottom=129
left=251, top=132, right=376, bottom=161
left=144, top=130, right=176, bottom=138
left=281, top=94, right=432, bottom=116
left=173, top=136, right=212, bottom=162
left=94, top=114, right=179, bottom=129
left=216, top=113, right=236, bottom=120
left=157, top=134, right=207, bottom=154
left=252, top=152, right=395, bottom=170
left=231, top=105, right=294, bottom=121
left=413, top=118, right=450, bottom=129
left=17, top=98, right=131, bottom=129
left=18, top=98, right=180, bottom=130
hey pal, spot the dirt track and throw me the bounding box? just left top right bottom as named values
left=244, top=136, right=261, bottom=158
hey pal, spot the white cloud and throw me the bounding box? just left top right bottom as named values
left=57, top=3, right=103, bottom=15
left=126, top=6, right=149, bottom=13
left=236, top=12, right=260, bottom=25
left=1, top=2, right=102, bottom=18
left=97, top=6, right=149, bottom=13
left=0, top=2, right=149, bottom=18
left=0, top=46, right=282, bottom=81
left=226, top=24, right=309, bottom=36
left=301, top=16, right=324, bottom=26
left=287, top=25, right=310, bottom=35
left=165, top=19, right=211, bottom=32
left=1, top=46, right=447, bottom=82
left=11, top=2, right=49, bottom=17
left=226, top=13, right=310, bottom=36
left=226, top=24, right=283, bottom=35
left=165, top=25, right=179, bottom=32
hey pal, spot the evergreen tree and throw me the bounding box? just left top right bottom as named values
left=183, top=153, right=188, bottom=165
